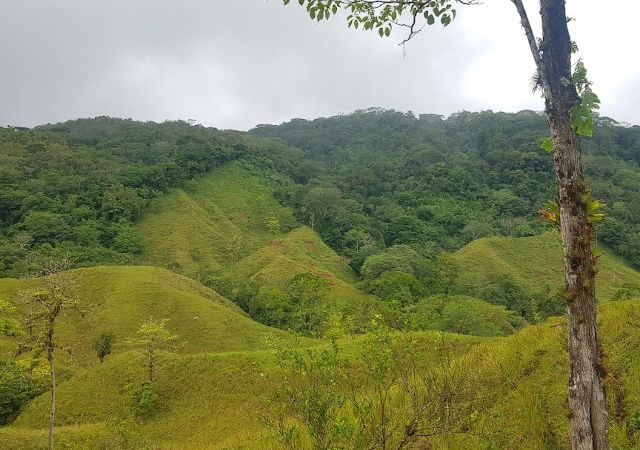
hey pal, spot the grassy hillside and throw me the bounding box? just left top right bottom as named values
left=137, top=162, right=376, bottom=330
left=138, top=161, right=357, bottom=284
left=2, top=295, right=638, bottom=449
left=0, top=266, right=304, bottom=367
left=138, top=161, right=299, bottom=276
left=3, top=129, right=640, bottom=448
left=234, top=227, right=354, bottom=284
left=453, top=231, right=640, bottom=301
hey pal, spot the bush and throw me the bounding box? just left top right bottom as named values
left=0, top=359, right=45, bottom=425
left=134, top=381, right=161, bottom=419
left=409, top=295, right=526, bottom=337
left=91, top=331, right=116, bottom=363
left=612, top=283, right=640, bottom=301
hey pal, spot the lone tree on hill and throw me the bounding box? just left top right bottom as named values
left=18, top=271, right=83, bottom=450
left=91, top=331, right=116, bottom=363
left=127, top=318, right=179, bottom=383
left=281, top=0, right=608, bottom=448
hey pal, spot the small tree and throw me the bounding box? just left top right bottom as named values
left=0, top=299, right=42, bottom=426
left=287, top=273, right=330, bottom=334
left=19, top=272, right=82, bottom=450
left=126, top=319, right=179, bottom=383
left=267, top=339, right=349, bottom=449
left=0, top=298, right=22, bottom=337
left=91, top=331, right=116, bottom=363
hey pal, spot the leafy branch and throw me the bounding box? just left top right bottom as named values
left=283, top=0, right=479, bottom=44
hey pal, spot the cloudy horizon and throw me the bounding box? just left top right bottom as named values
left=2, top=0, right=639, bottom=130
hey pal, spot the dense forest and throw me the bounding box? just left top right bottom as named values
left=252, top=108, right=640, bottom=268
left=0, top=118, right=285, bottom=276
left=4, top=110, right=639, bottom=281
left=2, top=110, right=640, bottom=328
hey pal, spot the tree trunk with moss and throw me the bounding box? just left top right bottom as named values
left=539, top=0, right=608, bottom=448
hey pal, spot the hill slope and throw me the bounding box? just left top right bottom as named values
left=0, top=266, right=303, bottom=366
left=453, top=231, right=640, bottom=301
left=2, top=296, right=638, bottom=449
left=137, top=162, right=376, bottom=330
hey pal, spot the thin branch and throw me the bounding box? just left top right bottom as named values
left=510, top=0, right=543, bottom=73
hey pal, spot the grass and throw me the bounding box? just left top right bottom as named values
left=453, top=231, right=640, bottom=300
left=0, top=266, right=309, bottom=369
left=137, top=161, right=376, bottom=318
left=2, top=294, right=639, bottom=449
left=138, top=161, right=300, bottom=276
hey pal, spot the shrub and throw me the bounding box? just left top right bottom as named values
left=91, top=331, right=116, bottom=363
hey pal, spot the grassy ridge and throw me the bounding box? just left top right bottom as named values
left=0, top=266, right=305, bottom=367
left=138, top=162, right=299, bottom=275
left=453, top=231, right=640, bottom=300
left=137, top=162, right=375, bottom=317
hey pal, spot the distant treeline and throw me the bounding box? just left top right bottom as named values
left=2, top=110, right=640, bottom=277
left=251, top=108, right=640, bottom=269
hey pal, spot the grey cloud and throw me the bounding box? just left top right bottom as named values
left=1, top=0, right=637, bottom=129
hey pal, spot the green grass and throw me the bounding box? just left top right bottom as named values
left=235, top=226, right=355, bottom=284
left=0, top=265, right=318, bottom=448
left=138, top=161, right=300, bottom=276
left=137, top=161, right=376, bottom=318
left=453, top=231, right=640, bottom=300
left=2, top=294, right=639, bottom=449
left=0, top=266, right=309, bottom=369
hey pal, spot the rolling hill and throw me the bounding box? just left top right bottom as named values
left=2, top=122, right=640, bottom=449
left=137, top=162, right=376, bottom=328
left=453, top=231, right=640, bottom=301
left=1, top=284, right=638, bottom=449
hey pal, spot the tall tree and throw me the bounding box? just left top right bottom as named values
left=281, top=1, right=608, bottom=448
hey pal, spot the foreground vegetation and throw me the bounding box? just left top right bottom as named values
left=0, top=267, right=638, bottom=448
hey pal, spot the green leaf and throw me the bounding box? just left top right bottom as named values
left=570, top=104, right=594, bottom=137
left=540, top=137, right=554, bottom=153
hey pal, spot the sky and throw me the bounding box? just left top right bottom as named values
left=1, top=0, right=639, bottom=130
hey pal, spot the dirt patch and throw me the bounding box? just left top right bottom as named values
left=318, top=272, right=335, bottom=279
left=304, top=240, right=317, bottom=252
left=271, top=241, right=286, bottom=250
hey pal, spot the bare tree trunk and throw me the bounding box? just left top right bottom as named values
left=48, top=341, right=55, bottom=450
left=550, top=116, right=608, bottom=450
left=539, top=1, right=609, bottom=448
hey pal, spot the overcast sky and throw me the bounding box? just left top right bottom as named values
left=1, top=0, right=638, bottom=130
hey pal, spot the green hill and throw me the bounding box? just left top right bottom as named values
left=137, top=162, right=357, bottom=285
left=1, top=293, right=638, bottom=449
left=0, top=266, right=305, bottom=365
left=453, top=231, right=640, bottom=301
left=138, top=162, right=299, bottom=276
left=137, top=162, right=376, bottom=331
left=0, top=265, right=317, bottom=448
left=3, top=114, right=640, bottom=449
